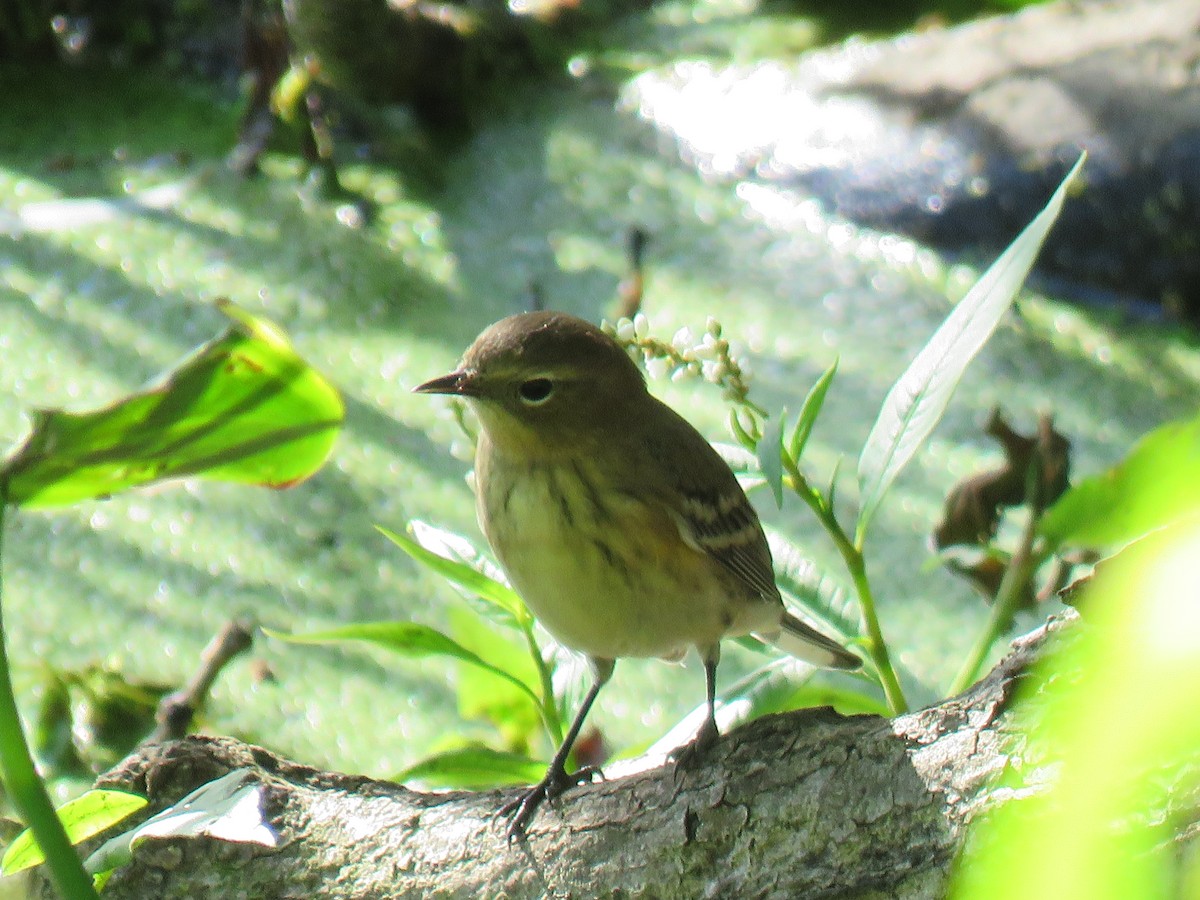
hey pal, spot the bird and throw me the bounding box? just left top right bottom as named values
left=414, top=310, right=860, bottom=840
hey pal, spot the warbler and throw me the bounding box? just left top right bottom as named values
left=414, top=310, right=859, bottom=839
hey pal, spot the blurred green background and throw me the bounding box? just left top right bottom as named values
left=2, top=0, right=1197, bottom=786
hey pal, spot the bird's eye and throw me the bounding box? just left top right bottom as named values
left=518, top=377, right=554, bottom=405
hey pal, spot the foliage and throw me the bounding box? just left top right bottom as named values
left=0, top=767, right=279, bottom=892
left=854, top=155, right=1082, bottom=543
left=1040, top=412, right=1200, bottom=549
left=279, top=522, right=561, bottom=783
left=31, top=664, right=174, bottom=781
left=914, top=364, right=1200, bottom=892
left=2, top=300, right=342, bottom=508
left=0, top=304, right=342, bottom=898
left=312, top=156, right=1085, bottom=790
left=951, top=520, right=1200, bottom=900
left=1, top=789, right=146, bottom=882
left=737, top=153, right=1083, bottom=713
left=937, top=400, right=1200, bottom=695
left=83, top=768, right=277, bottom=888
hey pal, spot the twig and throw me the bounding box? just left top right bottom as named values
left=148, top=618, right=255, bottom=745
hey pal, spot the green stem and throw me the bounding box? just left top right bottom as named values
left=783, top=467, right=908, bottom=715
left=949, top=448, right=1053, bottom=696
left=949, top=508, right=1044, bottom=696
left=845, top=542, right=908, bottom=715
left=521, top=623, right=563, bottom=746
left=0, top=498, right=99, bottom=898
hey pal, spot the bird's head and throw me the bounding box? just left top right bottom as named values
left=414, top=311, right=648, bottom=457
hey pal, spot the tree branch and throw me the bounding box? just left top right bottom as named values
left=28, top=612, right=1083, bottom=898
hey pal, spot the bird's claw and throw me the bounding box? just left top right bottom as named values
left=500, top=764, right=604, bottom=842
left=671, top=718, right=719, bottom=783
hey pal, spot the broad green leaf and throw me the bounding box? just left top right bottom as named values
left=395, top=746, right=546, bottom=789
left=789, top=359, right=838, bottom=460
left=1, top=789, right=147, bottom=876
left=1040, top=413, right=1200, bottom=549
left=268, top=622, right=542, bottom=710
left=1, top=301, right=343, bottom=507
left=757, top=408, right=786, bottom=509
left=378, top=524, right=530, bottom=627
left=448, top=606, right=545, bottom=746
left=855, top=155, right=1086, bottom=543
left=952, top=521, right=1200, bottom=900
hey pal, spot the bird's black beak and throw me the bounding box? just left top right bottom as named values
left=412, top=369, right=478, bottom=397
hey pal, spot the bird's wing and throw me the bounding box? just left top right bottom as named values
left=623, top=399, right=861, bottom=670
left=668, top=483, right=780, bottom=601
left=635, top=400, right=780, bottom=602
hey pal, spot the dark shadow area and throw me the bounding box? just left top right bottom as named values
left=775, top=26, right=1200, bottom=320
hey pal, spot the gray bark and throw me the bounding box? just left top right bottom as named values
left=30, top=615, right=1069, bottom=898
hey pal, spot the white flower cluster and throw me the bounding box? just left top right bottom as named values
left=607, top=314, right=752, bottom=393
left=614, top=312, right=650, bottom=343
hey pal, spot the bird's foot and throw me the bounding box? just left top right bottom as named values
left=500, top=763, right=603, bottom=843
left=671, top=717, right=719, bottom=781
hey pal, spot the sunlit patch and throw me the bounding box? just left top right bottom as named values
left=736, top=182, right=941, bottom=278
left=4, top=180, right=193, bottom=235
left=624, top=45, right=970, bottom=184
left=1130, top=522, right=1200, bottom=663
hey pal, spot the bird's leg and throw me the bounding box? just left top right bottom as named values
left=502, top=658, right=614, bottom=842
left=696, top=651, right=720, bottom=750
left=672, top=648, right=720, bottom=774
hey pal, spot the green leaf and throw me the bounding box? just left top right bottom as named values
left=1040, top=413, right=1200, bottom=549
left=757, top=408, right=786, bottom=509
left=951, top=521, right=1200, bottom=900
left=768, top=531, right=862, bottom=640
left=395, top=746, right=546, bottom=789
left=789, top=359, right=838, bottom=460
left=377, top=524, right=530, bottom=627
left=447, top=607, right=545, bottom=746
left=826, top=456, right=842, bottom=515
left=728, top=409, right=758, bottom=452
left=1, top=789, right=147, bottom=876
left=267, top=621, right=543, bottom=711
left=855, top=155, right=1086, bottom=543
left=721, top=658, right=887, bottom=722
left=766, top=681, right=889, bottom=718
left=1, top=301, right=343, bottom=508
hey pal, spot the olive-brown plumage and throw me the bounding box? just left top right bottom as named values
left=415, top=310, right=858, bottom=839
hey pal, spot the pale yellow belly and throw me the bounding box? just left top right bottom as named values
left=477, top=458, right=778, bottom=661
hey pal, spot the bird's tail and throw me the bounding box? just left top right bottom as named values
left=755, top=612, right=861, bottom=670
